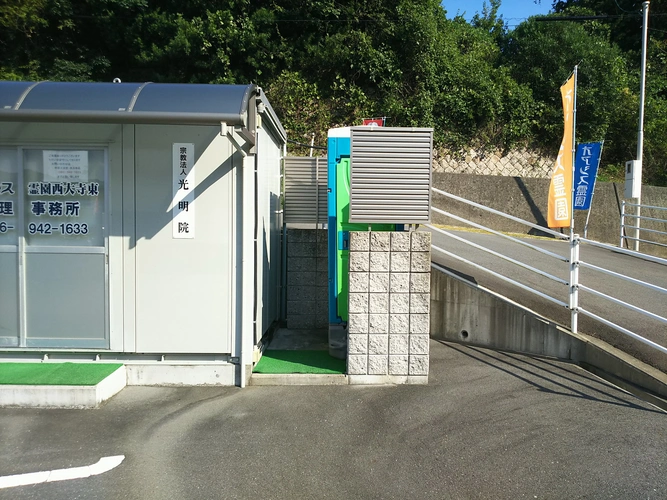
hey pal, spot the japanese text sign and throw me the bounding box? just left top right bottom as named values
left=548, top=74, right=575, bottom=228
left=172, top=143, right=195, bottom=239
left=573, top=142, right=602, bottom=211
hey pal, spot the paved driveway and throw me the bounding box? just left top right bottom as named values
left=1, top=341, right=665, bottom=499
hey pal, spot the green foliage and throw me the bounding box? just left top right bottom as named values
left=502, top=17, right=640, bottom=180
left=549, top=0, right=667, bottom=184
left=0, top=0, right=665, bottom=185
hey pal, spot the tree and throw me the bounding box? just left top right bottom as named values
left=550, top=0, right=667, bottom=183
left=503, top=18, right=636, bottom=178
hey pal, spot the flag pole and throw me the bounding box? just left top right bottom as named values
left=570, top=65, right=578, bottom=239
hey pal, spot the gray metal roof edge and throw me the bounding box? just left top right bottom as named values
left=0, top=109, right=246, bottom=126
left=239, top=83, right=255, bottom=128
left=256, top=88, right=287, bottom=142
left=351, top=126, right=434, bottom=133
left=0, top=81, right=286, bottom=141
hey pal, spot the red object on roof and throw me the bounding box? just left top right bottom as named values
left=362, top=118, right=384, bottom=127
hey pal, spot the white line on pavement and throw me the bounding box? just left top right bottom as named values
left=0, top=455, right=125, bottom=489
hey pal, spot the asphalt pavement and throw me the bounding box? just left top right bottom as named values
left=1, top=340, right=665, bottom=499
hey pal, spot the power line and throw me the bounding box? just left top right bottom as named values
left=287, top=138, right=327, bottom=150
left=612, top=0, right=639, bottom=14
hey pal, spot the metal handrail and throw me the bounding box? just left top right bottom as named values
left=622, top=214, right=667, bottom=224
left=430, top=245, right=568, bottom=308
left=620, top=200, right=667, bottom=252
left=578, top=307, right=667, bottom=356
left=431, top=206, right=569, bottom=262
left=429, top=225, right=569, bottom=285
left=623, top=202, right=667, bottom=211
left=621, top=226, right=667, bottom=237
left=432, top=187, right=569, bottom=240
left=582, top=237, right=667, bottom=266
left=431, top=186, right=667, bottom=358
left=620, top=236, right=667, bottom=248
left=579, top=260, right=667, bottom=294
left=578, top=284, right=667, bottom=324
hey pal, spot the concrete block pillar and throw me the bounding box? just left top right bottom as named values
left=286, top=228, right=328, bottom=330
left=347, top=230, right=431, bottom=384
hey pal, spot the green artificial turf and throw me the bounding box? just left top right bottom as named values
left=0, top=362, right=123, bottom=386
left=253, top=350, right=346, bottom=374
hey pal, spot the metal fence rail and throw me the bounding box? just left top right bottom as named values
left=620, top=201, right=667, bottom=252
left=430, top=187, right=667, bottom=359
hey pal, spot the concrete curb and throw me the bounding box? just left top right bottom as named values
left=250, top=374, right=348, bottom=386
left=0, top=365, right=126, bottom=409
left=249, top=373, right=430, bottom=386
left=125, top=363, right=236, bottom=386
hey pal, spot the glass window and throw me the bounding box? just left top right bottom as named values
left=23, top=149, right=105, bottom=247
left=0, top=148, right=19, bottom=344
left=0, top=148, right=18, bottom=246
left=25, top=253, right=106, bottom=343
left=0, top=252, right=19, bottom=344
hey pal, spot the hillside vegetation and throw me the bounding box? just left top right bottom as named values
left=1, top=0, right=665, bottom=185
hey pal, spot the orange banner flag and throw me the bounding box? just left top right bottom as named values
left=548, top=74, right=575, bottom=228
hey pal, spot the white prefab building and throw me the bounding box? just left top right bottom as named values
left=0, top=81, right=286, bottom=386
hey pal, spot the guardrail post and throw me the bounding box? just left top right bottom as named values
left=619, top=200, right=626, bottom=248
left=569, top=234, right=580, bottom=334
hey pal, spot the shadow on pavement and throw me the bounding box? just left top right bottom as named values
left=440, top=341, right=664, bottom=414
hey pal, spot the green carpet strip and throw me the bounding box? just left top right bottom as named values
left=0, top=362, right=123, bottom=386
left=253, top=350, right=346, bottom=374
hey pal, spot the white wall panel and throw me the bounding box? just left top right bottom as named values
left=255, top=128, right=282, bottom=341
left=134, top=125, right=234, bottom=353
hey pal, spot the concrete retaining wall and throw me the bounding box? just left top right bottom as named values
left=432, top=173, right=667, bottom=257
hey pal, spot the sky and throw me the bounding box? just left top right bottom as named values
left=442, top=0, right=553, bottom=27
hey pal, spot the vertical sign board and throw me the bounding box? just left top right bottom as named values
left=548, top=74, right=575, bottom=228
left=573, top=142, right=602, bottom=211
left=172, top=143, right=195, bottom=239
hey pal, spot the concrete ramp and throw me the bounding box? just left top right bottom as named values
left=430, top=264, right=667, bottom=406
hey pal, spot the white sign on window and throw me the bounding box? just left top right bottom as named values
left=43, top=150, right=89, bottom=182
left=172, top=143, right=195, bottom=239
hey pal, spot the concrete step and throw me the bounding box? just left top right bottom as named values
left=249, top=373, right=348, bottom=386
left=0, top=365, right=126, bottom=409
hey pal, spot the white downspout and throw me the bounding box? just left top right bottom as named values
left=225, top=122, right=253, bottom=388
left=241, top=154, right=255, bottom=388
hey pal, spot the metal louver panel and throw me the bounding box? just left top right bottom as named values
left=350, top=127, right=433, bottom=224
left=284, top=156, right=327, bottom=224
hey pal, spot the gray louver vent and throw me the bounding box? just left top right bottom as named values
left=350, top=127, right=433, bottom=224
left=284, top=156, right=327, bottom=224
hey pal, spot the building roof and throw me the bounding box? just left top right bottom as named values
left=0, top=81, right=286, bottom=141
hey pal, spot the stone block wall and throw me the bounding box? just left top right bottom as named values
left=432, top=148, right=554, bottom=178
left=286, top=228, right=328, bottom=330
left=346, top=231, right=431, bottom=384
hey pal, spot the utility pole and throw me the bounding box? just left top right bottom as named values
left=633, top=1, right=650, bottom=251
